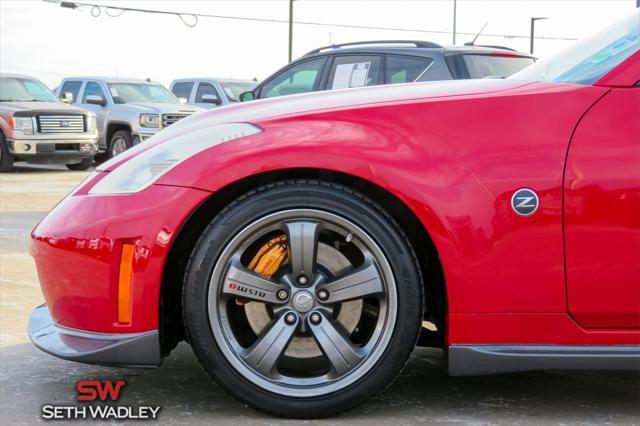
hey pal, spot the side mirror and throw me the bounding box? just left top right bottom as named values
left=85, top=95, right=106, bottom=107
left=178, top=97, right=188, bottom=105
left=61, top=92, right=73, bottom=103
left=201, top=94, right=221, bottom=105
left=239, top=91, right=256, bottom=102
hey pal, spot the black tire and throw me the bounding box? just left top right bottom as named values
left=0, top=132, right=14, bottom=172
left=66, top=157, right=93, bottom=171
left=108, top=130, right=132, bottom=159
left=183, top=180, right=423, bottom=418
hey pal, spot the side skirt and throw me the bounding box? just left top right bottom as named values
left=448, top=345, right=640, bottom=376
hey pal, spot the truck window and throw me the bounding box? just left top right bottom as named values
left=82, top=82, right=106, bottom=103
left=172, top=82, right=194, bottom=101
left=59, top=81, right=82, bottom=103
left=195, top=83, right=220, bottom=102
left=386, top=56, right=434, bottom=83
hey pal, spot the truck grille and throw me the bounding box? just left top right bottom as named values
left=38, top=115, right=85, bottom=134
left=162, top=114, right=190, bottom=127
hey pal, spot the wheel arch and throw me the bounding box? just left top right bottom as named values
left=159, top=168, right=447, bottom=356
left=105, top=121, right=131, bottom=144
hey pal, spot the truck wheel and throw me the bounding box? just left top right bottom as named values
left=109, top=130, right=132, bottom=158
left=183, top=180, right=424, bottom=417
left=0, top=132, right=14, bottom=172
left=66, top=158, right=93, bottom=171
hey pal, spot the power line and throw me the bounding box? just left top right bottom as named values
left=44, top=0, right=577, bottom=41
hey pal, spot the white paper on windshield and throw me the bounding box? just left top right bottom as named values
left=109, top=87, right=118, bottom=97
left=332, top=62, right=371, bottom=89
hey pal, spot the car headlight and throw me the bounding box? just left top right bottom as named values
left=139, top=113, right=160, bottom=128
left=86, top=115, right=97, bottom=133
left=11, top=117, right=34, bottom=135
left=89, top=123, right=262, bottom=195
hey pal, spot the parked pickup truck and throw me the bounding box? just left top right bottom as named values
left=56, top=77, right=202, bottom=159
left=170, top=78, right=257, bottom=109
left=0, top=74, right=98, bottom=172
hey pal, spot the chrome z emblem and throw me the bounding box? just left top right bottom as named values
left=511, top=188, right=539, bottom=216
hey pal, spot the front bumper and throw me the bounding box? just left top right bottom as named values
left=29, top=304, right=160, bottom=367
left=8, top=138, right=98, bottom=159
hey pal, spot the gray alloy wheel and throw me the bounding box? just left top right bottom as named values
left=110, top=135, right=128, bottom=157
left=207, top=209, right=397, bottom=397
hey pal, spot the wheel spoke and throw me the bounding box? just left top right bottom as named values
left=284, top=221, right=320, bottom=280
left=242, top=312, right=298, bottom=377
left=317, top=258, right=384, bottom=303
left=223, top=258, right=289, bottom=304
left=308, top=312, right=364, bottom=375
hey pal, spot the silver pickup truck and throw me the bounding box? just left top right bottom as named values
left=0, top=74, right=98, bottom=172
left=56, top=77, right=202, bottom=159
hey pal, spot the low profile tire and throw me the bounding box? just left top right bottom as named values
left=66, top=157, right=93, bottom=171
left=0, top=132, right=14, bottom=172
left=108, top=130, right=132, bottom=159
left=183, top=180, right=423, bottom=418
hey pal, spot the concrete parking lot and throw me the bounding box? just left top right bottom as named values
left=1, top=165, right=639, bottom=425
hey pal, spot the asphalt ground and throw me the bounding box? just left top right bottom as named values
left=1, top=164, right=639, bottom=425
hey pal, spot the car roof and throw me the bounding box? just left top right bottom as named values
left=63, top=76, right=162, bottom=84
left=301, top=40, right=533, bottom=58
left=171, top=78, right=257, bottom=84
left=0, top=73, right=39, bottom=79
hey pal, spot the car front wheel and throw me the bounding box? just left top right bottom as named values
left=183, top=180, right=423, bottom=418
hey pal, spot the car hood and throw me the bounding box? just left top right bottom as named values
left=0, top=101, right=88, bottom=114
left=186, top=79, right=533, bottom=127
left=113, top=103, right=203, bottom=114
left=100, top=79, right=534, bottom=172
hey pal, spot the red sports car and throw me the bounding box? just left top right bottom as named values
left=30, top=12, right=639, bottom=417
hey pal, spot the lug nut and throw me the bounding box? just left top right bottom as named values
left=297, top=274, right=309, bottom=286
left=317, top=289, right=329, bottom=301
left=284, top=312, right=297, bottom=325
left=277, top=289, right=289, bottom=300
left=309, top=312, right=322, bottom=325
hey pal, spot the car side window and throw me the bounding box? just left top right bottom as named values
left=195, top=83, right=219, bottom=102
left=261, top=58, right=325, bottom=98
left=327, top=55, right=382, bottom=89
left=59, top=81, right=82, bottom=103
left=172, top=82, right=194, bottom=101
left=82, top=82, right=106, bottom=103
left=386, top=55, right=434, bottom=83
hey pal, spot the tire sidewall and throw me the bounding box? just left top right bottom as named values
left=183, top=182, right=423, bottom=417
left=109, top=130, right=132, bottom=159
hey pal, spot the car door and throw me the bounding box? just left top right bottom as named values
left=258, top=57, right=327, bottom=99
left=78, top=81, right=108, bottom=137
left=325, top=55, right=383, bottom=90
left=564, top=87, right=640, bottom=328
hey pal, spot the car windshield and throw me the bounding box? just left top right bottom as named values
left=107, top=82, right=179, bottom=104
left=220, top=81, right=257, bottom=102
left=0, top=77, right=58, bottom=102
left=510, top=10, right=639, bottom=85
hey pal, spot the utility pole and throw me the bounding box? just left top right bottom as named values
left=452, top=0, right=457, bottom=44
left=530, top=17, right=548, bottom=55
left=288, top=0, right=294, bottom=62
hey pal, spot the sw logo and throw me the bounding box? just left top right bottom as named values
left=511, top=188, right=539, bottom=216
left=76, top=380, right=126, bottom=401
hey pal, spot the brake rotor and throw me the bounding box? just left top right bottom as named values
left=244, top=242, right=363, bottom=358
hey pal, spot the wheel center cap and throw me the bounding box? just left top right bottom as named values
left=292, top=291, right=314, bottom=313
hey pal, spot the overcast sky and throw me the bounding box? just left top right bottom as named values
left=1, top=0, right=636, bottom=88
